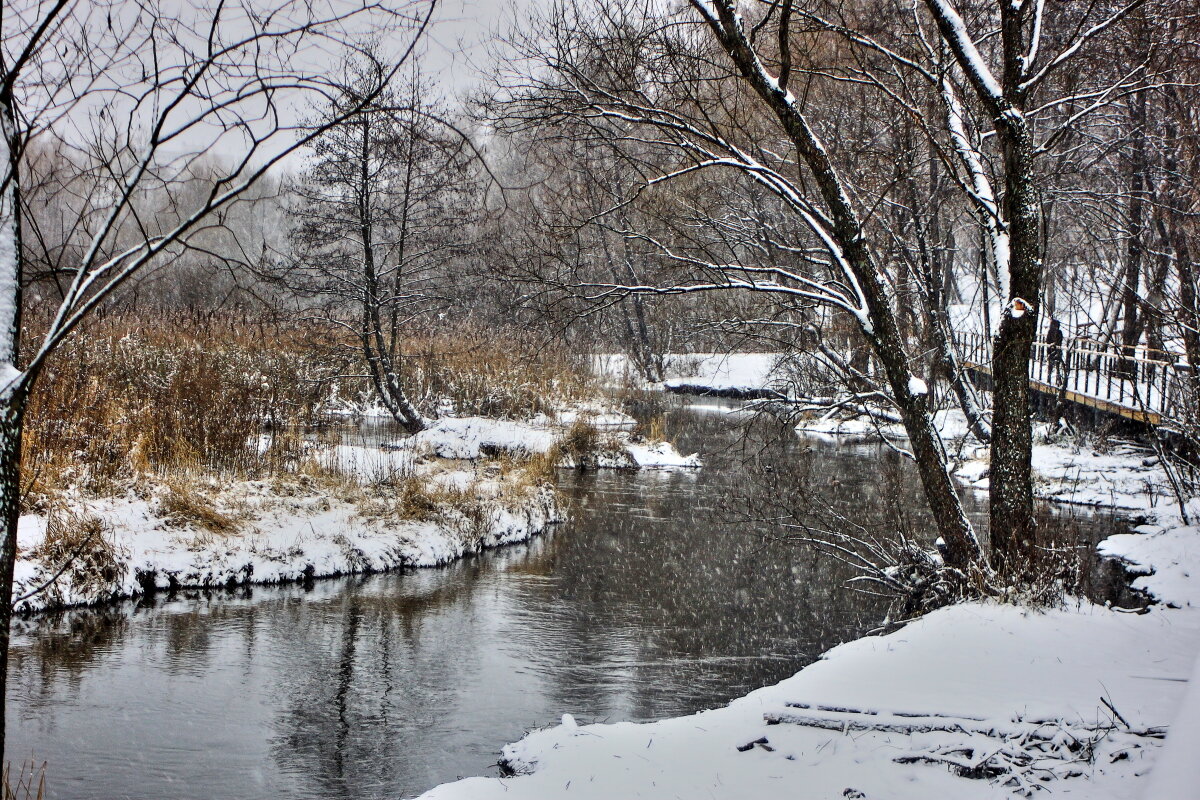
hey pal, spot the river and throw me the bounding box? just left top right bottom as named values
left=5, top=400, right=1132, bottom=799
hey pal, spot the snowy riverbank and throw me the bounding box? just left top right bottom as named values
left=14, top=449, right=563, bottom=613
left=413, top=363, right=1198, bottom=798
left=14, top=411, right=701, bottom=613
left=594, top=353, right=787, bottom=397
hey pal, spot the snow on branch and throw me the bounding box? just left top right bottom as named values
left=922, top=0, right=1007, bottom=113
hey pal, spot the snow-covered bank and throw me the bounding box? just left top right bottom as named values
left=423, top=600, right=1190, bottom=800
left=402, top=415, right=702, bottom=469
left=13, top=445, right=563, bottom=613
left=16, top=406, right=702, bottom=613
left=419, top=487, right=1197, bottom=799
left=595, top=353, right=786, bottom=397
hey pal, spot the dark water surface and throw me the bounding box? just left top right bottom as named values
left=5, top=402, right=1129, bottom=799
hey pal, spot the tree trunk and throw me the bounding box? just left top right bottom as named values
left=0, top=90, right=26, bottom=760
left=357, top=116, right=424, bottom=434
left=702, top=0, right=985, bottom=571
left=988, top=125, right=1040, bottom=569
left=1118, top=88, right=1149, bottom=380
left=915, top=157, right=991, bottom=443
left=0, top=392, right=26, bottom=759
left=860, top=269, right=985, bottom=571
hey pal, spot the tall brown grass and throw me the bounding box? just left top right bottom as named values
left=21, top=312, right=593, bottom=504
left=402, top=325, right=593, bottom=418
left=2, top=760, right=45, bottom=800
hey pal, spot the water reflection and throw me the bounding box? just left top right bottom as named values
left=5, top=403, right=1130, bottom=799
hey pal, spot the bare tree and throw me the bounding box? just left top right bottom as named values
left=278, top=57, right=478, bottom=431
left=0, top=0, right=434, bottom=756
left=494, top=0, right=1160, bottom=574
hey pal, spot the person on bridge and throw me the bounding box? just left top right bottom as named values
left=1047, top=318, right=1067, bottom=383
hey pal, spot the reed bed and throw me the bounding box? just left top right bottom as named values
left=20, top=312, right=593, bottom=504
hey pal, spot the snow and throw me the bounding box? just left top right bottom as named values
left=400, top=414, right=701, bottom=469
left=928, top=0, right=1006, bottom=103
left=12, top=457, right=563, bottom=613
left=594, top=353, right=785, bottom=395
left=0, top=129, right=19, bottom=367
left=908, top=375, right=929, bottom=396
left=423, top=596, right=1193, bottom=800
left=625, top=441, right=702, bottom=469
left=405, top=417, right=559, bottom=460
left=795, top=408, right=972, bottom=442
left=1143, top=649, right=1200, bottom=799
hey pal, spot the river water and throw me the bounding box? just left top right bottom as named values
left=5, top=401, right=1131, bottom=799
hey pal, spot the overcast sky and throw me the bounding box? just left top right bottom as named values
left=422, top=0, right=531, bottom=98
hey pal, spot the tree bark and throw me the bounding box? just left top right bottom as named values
left=0, top=85, right=26, bottom=760
left=925, top=0, right=1042, bottom=569
left=1118, top=88, right=1149, bottom=380
left=0, top=391, right=27, bottom=759
left=987, top=20, right=1040, bottom=568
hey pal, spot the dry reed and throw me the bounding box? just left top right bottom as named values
left=21, top=312, right=592, bottom=504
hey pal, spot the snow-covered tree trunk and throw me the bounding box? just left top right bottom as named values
left=860, top=274, right=985, bottom=571
left=924, top=0, right=1043, bottom=568
left=989, top=122, right=1040, bottom=567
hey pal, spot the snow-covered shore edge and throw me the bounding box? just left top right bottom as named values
left=418, top=464, right=1196, bottom=799
left=14, top=474, right=565, bottom=615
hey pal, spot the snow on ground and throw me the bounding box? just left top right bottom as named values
left=423, top=596, right=1193, bottom=799
left=401, top=415, right=701, bottom=469
left=15, top=403, right=702, bottom=613
left=795, top=408, right=973, bottom=442
left=794, top=406, right=1178, bottom=515
left=404, top=417, right=560, bottom=460
left=419, top=484, right=1198, bottom=800
left=13, top=445, right=562, bottom=613
left=594, top=353, right=785, bottom=395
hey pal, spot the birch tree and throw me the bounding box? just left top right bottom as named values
left=0, top=0, right=433, bottom=757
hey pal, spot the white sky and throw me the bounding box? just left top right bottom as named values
left=422, top=0, right=532, bottom=99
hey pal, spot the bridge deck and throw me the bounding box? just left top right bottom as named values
left=962, top=360, right=1163, bottom=426
left=954, top=331, right=1184, bottom=429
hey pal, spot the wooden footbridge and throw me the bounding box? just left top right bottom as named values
left=953, top=331, right=1190, bottom=431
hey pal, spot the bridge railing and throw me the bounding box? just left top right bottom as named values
left=953, top=330, right=1192, bottom=422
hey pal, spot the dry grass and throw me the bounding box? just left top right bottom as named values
left=158, top=481, right=238, bottom=534
left=395, top=475, right=470, bottom=521
left=547, top=419, right=631, bottom=470
left=27, top=508, right=124, bottom=607
left=22, top=313, right=328, bottom=497
left=20, top=312, right=594, bottom=505
left=2, top=761, right=45, bottom=800
left=402, top=324, right=594, bottom=419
